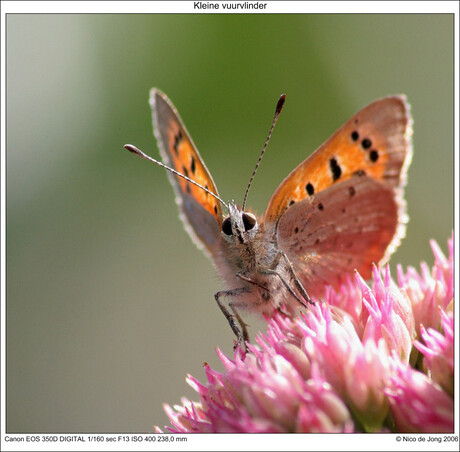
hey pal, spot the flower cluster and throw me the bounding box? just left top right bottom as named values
left=158, top=235, right=454, bottom=433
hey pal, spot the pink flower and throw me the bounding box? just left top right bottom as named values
left=158, top=235, right=454, bottom=433
left=385, top=356, right=454, bottom=433
left=323, top=274, right=364, bottom=333
left=414, top=310, right=454, bottom=396
left=300, top=303, right=391, bottom=431
left=356, top=266, right=414, bottom=362
left=397, top=235, right=453, bottom=335
left=158, top=343, right=353, bottom=433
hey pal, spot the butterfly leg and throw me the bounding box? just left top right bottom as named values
left=263, top=268, right=309, bottom=308
left=214, top=288, right=249, bottom=350
left=236, top=271, right=268, bottom=291
left=279, top=251, right=314, bottom=306
left=277, top=305, right=290, bottom=316
left=230, top=304, right=250, bottom=346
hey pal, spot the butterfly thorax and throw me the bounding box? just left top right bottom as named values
left=217, top=213, right=296, bottom=316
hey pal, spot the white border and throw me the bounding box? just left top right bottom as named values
left=1, top=2, right=459, bottom=451
left=0, top=1, right=458, bottom=14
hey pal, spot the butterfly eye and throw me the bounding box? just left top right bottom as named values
left=242, top=213, right=257, bottom=231
left=222, top=217, right=233, bottom=236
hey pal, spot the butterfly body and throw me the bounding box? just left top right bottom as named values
left=126, top=89, right=412, bottom=348
left=213, top=203, right=301, bottom=317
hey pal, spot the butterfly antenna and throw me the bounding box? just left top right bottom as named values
left=124, top=144, right=229, bottom=210
left=241, top=94, right=286, bottom=211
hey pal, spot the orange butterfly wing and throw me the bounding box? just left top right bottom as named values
left=151, top=89, right=223, bottom=257
left=265, top=96, right=412, bottom=222
left=265, top=96, right=412, bottom=291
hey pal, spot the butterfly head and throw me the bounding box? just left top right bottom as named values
left=221, top=201, right=258, bottom=244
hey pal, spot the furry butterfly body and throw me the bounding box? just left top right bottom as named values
left=126, top=89, right=412, bottom=347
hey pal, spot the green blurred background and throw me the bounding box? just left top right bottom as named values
left=6, top=14, right=453, bottom=432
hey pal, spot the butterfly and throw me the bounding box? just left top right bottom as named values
left=125, top=89, right=413, bottom=348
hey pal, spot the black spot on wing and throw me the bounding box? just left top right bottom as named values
left=330, top=158, right=342, bottom=181
left=190, top=155, right=196, bottom=174
left=173, top=130, right=183, bottom=155
left=369, top=150, right=379, bottom=162
left=361, top=138, right=372, bottom=149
